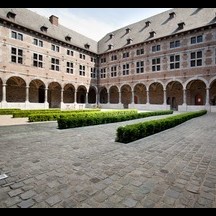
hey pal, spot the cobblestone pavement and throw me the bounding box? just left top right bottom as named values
left=0, top=113, right=216, bottom=208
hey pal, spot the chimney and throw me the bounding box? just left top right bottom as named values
left=49, top=15, right=59, bottom=26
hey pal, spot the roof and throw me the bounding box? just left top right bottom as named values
left=98, top=8, right=216, bottom=54
left=0, top=8, right=98, bottom=53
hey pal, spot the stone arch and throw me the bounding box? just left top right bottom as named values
left=64, top=84, right=75, bottom=103
left=0, top=78, right=2, bottom=102
left=134, top=83, right=147, bottom=104
left=147, top=80, right=165, bottom=91
left=186, top=80, right=206, bottom=105
left=149, top=82, right=164, bottom=104
left=6, top=76, right=26, bottom=102
left=121, top=84, right=132, bottom=107
left=99, top=87, right=108, bottom=104
left=166, top=81, right=183, bottom=110
left=29, top=79, right=46, bottom=103
left=77, top=85, right=87, bottom=104
left=48, top=82, right=61, bottom=108
left=210, top=79, right=216, bottom=105
left=109, top=85, right=119, bottom=104
left=88, top=86, right=97, bottom=104
left=184, top=77, right=208, bottom=89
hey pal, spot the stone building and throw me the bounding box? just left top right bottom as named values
left=0, top=8, right=216, bottom=111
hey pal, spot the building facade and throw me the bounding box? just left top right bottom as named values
left=0, top=8, right=216, bottom=111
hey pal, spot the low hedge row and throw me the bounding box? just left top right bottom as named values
left=29, top=109, right=137, bottom=122
left=0, top=109, right=21, bottom=115
left=116, top=110, right=207, bottom=144
left=58, top=110, right=173, bottom=129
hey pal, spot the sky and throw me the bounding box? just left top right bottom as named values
left=28, top=8, right=172, bottom=41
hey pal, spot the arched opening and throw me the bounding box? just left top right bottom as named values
left=210, top=80, right=216, bottom=105
left=100, top=87, right=108, bottom=104
left=29, top=79, right=45, bottom=103
left=110, top=86, right=119, bottom=104
left=166, top=81, right=183, bottom=110
left=48, top=82, right=61, bottom=108
left=134, top=83, right=147, bottom=104
left=88, top=87, right=97, bottom=104
left=121, top=85, right=132, bottom=108
left=186, top=80, right=206, bottom=105
left=0, top=78, right=2, bottom=102
left=64, top=84, right=75, bottom=103
left=77, top=86, right=87, bottom=104
left=149, top=82, right=164, bottom=104
left=6, top=76, right=26, bottom=102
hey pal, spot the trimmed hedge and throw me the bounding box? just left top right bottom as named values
left=58, top=110, right=173, bottom=129
left=0, top=109, right=20, bottom=115
left=116, top=110, right=207, bottom=144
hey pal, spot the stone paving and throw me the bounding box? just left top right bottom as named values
left=0, top=113, right=216, bottom=208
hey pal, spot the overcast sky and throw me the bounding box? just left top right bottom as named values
left=28, top=8, right=171, bottom=41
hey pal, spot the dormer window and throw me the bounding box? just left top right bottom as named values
left=65, top=35, right=71, bottom=42
left=84, top=43, right=90, bottom=49
left=108, top=44, right=113, bottom=50
left=145, top=21, right=151, bottom=27
left=178, top=22, right=185, bottom=30
left=127, top=38, right=133, bottom=45
left=169, top=12, right=176, bottom=19
left=7, top=11, right=16, bottom=19
left=109, top=33, right=114, bottom=39
left=126, top=28, right=131, bottom=34
left=40, top=25, right=48, bottom=33
left=149, top=31, right=156, bottom=38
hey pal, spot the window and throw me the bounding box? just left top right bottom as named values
left=91, top=68, right=97, bottom=78
left=111, top=55, right=117, bottom=61
left=11, top=47, right=23, bottom=64
left=136, top=48, right=144, bottom=56
left=100, top=68, right=106, bottom=79
left=11, top=31, right=23, bottom=41
left=152, top=58, right=161, bottom=71
left=191, top=35, right=203, bottom=44
left=170, top=54, right=180, bottom=69
left=51, top=58, right=60, bottom=71
left=136, top=61, right=144, bottom=73
left=111, top=66, right=117, bottom=77
left=190, top=51, right=202, bottom=67
left=91, top=57, right=96, bottom=62
left=152, top=45, right=161, bottom=52
left=170, top=40, right=180, bottom=49
left=123, top=63, right=130, bottom=75
left=33, top=53, right=43, bottom=68
left=33, top=38, right=43, bottom=47
left=51, top=44, right=60, bottom=52
left=66, top=62, right=73, bottom=74
left=79, top=65, right=85, bottom=76
left=80, top=54, right=86, bottom=60
left=123, top=52, right=129, bottom=58
left=67, top=49, right=74, bottom=56
left=101, top=57, right=106, bottom=63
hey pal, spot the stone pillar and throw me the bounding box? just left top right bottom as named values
left=26, top=86, right=29, bottom=103
left=44, top=88, right=49, bottom=109
left=95, top=91, right=98, bottom=105
left=183, top=89, right=187, bottom=105
left=2, top=84, right=6, bottom=102
left=146, top=90, right=150, bottom=104
left=206, top=87, right=210, bottom=106
left=131, top=91, right=135, bottom=104
left=107, top=92, right=110, bottom=104
left=61, top=89, right=64, bottom=103
left=86, top=92, right=88, bottom=104
left=74, top=91, right=77, bottom=103
left=163, top=90, right=167, bottom=105
left=118, top=91, right=122, bottom=104
left=97, top=92, right=100, bottom=104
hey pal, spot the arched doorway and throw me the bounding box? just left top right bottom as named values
left=110, top=86, right=119, bottom=104
left=166, top=81, right=183, bottom=110
left=134, top=83, right=147, bottom=104
left=77, top=86, right=87, bottom=104
left=210, top=80, right=216, bottom=105
left=29, top=79, right=45, bottom=103
left=48, top=82, right=61, bottom=108
left=64, top=84, right=75, bottom=103
left=0, top=78, right=2, bottom=102
left=149, top=82, right=164, bottom=104
left=88, top=87, right=97, bottom=104
left=121, top=85, right=132, bottom=108
left=6, top=76, right=26, bottom=102
left=186, top=80, right=206, bottom=105
left=100, top=87, right=108, bottom=104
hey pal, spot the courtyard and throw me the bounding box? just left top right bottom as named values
left=0, top=113, right=216, bottom=208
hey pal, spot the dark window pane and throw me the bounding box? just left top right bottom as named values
left=175, top=55, right=180, bottom=61
left=18, top=50, right=23, bottom=56
left=12, top=31, right=16, bottom=39
left=197, top=35, right=203, bottom=43
left=11, top=48, right=16, bottom=54
left=191, top=52, right=196, bottom=59
left=170, top=56, right=174, bottom=62
left=191, top=37, right=196, bottom=44
left=157, top=65, right=160, bottom=71
left=197, top=59, right=202, bottom=66
left=191, top=60, right=196, bottom=67
left=170, top=63, right=174, bottom=69
left=11, top=56, right=16, bottom=63
left=197, top=51, right=202, bottom=58
left=33, top=53, right=37, bottom=59
left=175, top=63, right=180, bottom=68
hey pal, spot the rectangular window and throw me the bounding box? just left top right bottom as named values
left=136, top=61, right=144, bottom=73
left=136, top=48, right=144, bottom=56
left=191, top=35, right=203, bottom=44
left=152, top=45, right=161, bottom=52
left=33, top=53, right=43, bottom=68
left=111, top=55, right=117, bottom=61
left=111, top=66, right=117, bottom=77
left=79, top=65, right=85, bottom=76
left=190, top=51, right=202, bottom=67
left=152, top=58, right=161, bottom=71
left=66, top=62, right=73, bottom=74
left=80, top=54, right=86, bottom=60
left=101, top=57, right=106, bottom=63
left=170, top=54, right=180, bottom=69
left=122, top=63, right=130, bottom=75
left=11, top=31, right=23, bottom=41
left=11, top=47, right=23, bottom=64
left=123, top=52, right=129, bottom=58
left=170, top=40, right=180, bottom=49
left=33, top=38, right=43, bottom=47
left=67, top=49, right=74, bottom=56
left=91, top=68, right=96, bottom=78
left=91, top=57, right=96, bottom=62
left=100, top=68, right=106, bottom=78
left=51, top=44, right=60, bottom=52
left=51, top=58, right=60, bottom=71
